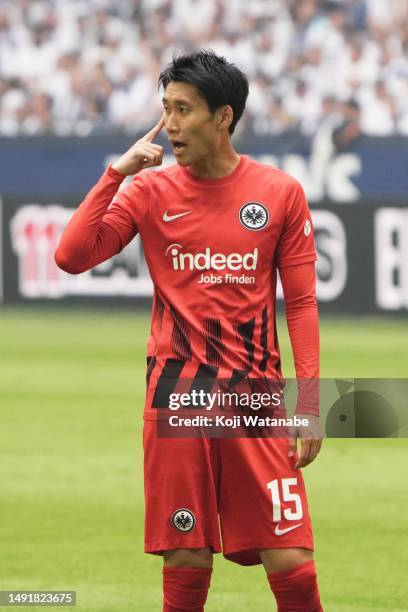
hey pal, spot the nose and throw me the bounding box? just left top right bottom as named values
left=164, top=111, right=179, bottom=135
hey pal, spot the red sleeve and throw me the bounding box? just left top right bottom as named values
left=280, top=261, right=320, bottom=416
left=54, top=165, right=142, bottom=274
left=277, top=180, right=317, bottom=269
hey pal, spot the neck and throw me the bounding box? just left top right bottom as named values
left=187, top=140, right=241, bottom=179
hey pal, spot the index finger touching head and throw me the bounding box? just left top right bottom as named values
left=141, top=115, right=165, bottom=143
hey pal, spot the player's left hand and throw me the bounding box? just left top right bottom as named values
left=288, top=414, right=323, bottom=469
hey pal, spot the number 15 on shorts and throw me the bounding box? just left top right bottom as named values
left=267, top=478, right=303, bottom=521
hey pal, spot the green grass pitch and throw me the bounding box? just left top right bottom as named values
left=0, top=308, right=407, bottom=611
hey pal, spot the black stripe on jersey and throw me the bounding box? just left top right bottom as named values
left=187, top=363, right=219, bottom=408
left=273, top=314, right=281, bottom=372
left=259, top=306, right=271, bottom=372
left=235, top=317, right=256, bottom=367
left=228, top=368, right=251, bottom=389
left=203, top=318, right=225, bottom=367
left=170, top=305, right=192, bottom=361
left=152, top=358, right=185, bottom=408
left=154, top=291, right=165, bottom=329
left=228, top=317, right=256, bottom=390
left=146, top=356, right=157, bottom=387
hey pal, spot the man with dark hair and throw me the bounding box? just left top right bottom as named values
left=158, top=50, right=249, bottom=134
left=55, top=50, right=323, bottom=611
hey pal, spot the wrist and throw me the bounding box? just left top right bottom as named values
left=107, top=164, right=126, bottom=180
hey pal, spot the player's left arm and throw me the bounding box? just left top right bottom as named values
left=280, top=262, right=322, bottom=469
left=277, top=179, right=322, bottom=469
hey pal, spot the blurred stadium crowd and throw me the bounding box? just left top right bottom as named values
left=1, top=0, right=408, bottom=138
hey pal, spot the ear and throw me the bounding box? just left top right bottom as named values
left=217, top=105, right=234, bottom=131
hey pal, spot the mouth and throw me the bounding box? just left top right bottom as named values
left=170, top=140, right=187, bottom=154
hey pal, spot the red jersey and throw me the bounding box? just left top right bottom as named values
left=97, top=155, right=317, bottom=418
left=55, top=154, right=319, bottom=568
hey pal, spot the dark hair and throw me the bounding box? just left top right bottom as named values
left=158, top=50, right=249, bottom=134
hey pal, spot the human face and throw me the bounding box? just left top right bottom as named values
left=162, top=81, right=221, bottom=167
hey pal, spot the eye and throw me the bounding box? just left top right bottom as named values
left=179, top=107, right=188, bottom=114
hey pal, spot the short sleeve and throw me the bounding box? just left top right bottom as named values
left=276, top=180, right=317, bottom=269
left=102, top=170, right=150, bottom=248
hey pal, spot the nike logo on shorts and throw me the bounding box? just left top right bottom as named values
left=163, top=210, right=192, bottom=222
left=274, top=522, right=303, bottom=536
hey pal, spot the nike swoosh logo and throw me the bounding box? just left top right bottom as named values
left=163, top=210, right=193, bottom=222
left=274, top=523, right=303, bottom=536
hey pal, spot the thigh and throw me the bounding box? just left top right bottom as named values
left=217, top=436, right=314, bottom=566
left=143, top=420, right=222, bottom=556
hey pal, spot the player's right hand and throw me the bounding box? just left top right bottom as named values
left=112, top=116, right=164, bottom=176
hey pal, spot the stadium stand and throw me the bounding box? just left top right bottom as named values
left=1, top=0, right=408, bottom=137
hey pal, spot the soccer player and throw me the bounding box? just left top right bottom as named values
left=55, top=50, right=323, bottom=611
